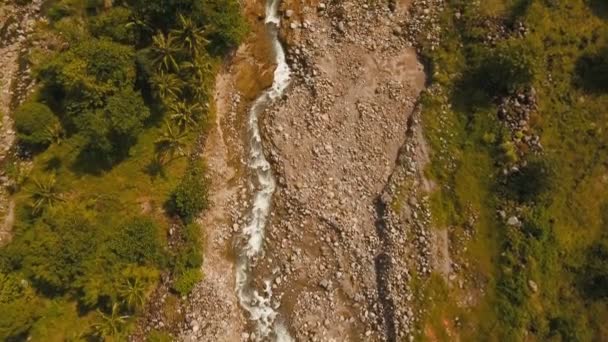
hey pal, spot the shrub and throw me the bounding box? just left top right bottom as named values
left=89, top=7, right=136, bottom=44
left=111, top=217, right=165, bottom=266
left=472, top=38, right=539, bottom=95
left=172, top=268, right=201, bottom=296
left=169, top=162, right=209, bottom=222
left=13, top=102, right=60, bottom=148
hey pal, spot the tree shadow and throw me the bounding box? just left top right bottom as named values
left=71, top=147, right=127, bottom=176
left=574, top=47, right=608, bottom=93
left=589, top=0, right=608, bottom=20
left=143, top=157, right=167, bottom=180
left=44, top=156, right=62, bottom=172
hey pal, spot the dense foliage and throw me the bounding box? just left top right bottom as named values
left=1, top=0, right=246, bottom=339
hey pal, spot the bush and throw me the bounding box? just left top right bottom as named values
left=13, top=102, right=60, bottom=148
left=89, top=7, right=136, bottom=44
left=111, top=217, right=166, bottom=266
left=471, top=39, right=539, bottom=95
left=169, top=162, right=209, bottom=222
left=172, top=268, right=201, bottom=296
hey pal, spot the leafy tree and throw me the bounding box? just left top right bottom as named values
left=150, top=33, right=181, bottom=72
left=171, top=14, right=208, bottom=57
left=28, top=174, right=63, bottom=214
left=38, top=38, right=136, bottom=114
left=18, top=205, right=100, bottom=292
left=169, top=161, right=209, bottom=222
left=196, top=0, right=248, bottom=55
left=13, top=102, right=62, bottom=148
left=89, top=6, right=136, bottom=44
left=154, top=122, right=188, bottom=165
left=126, top=0, right=196, bottom=32
left=76, top=88, right=149, bottom=161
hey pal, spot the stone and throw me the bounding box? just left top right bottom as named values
left=507, top=216, right=520, bottom=226
left=528, top=280, right=538, bottom=293
left=285, top=9, right=294, bottom=18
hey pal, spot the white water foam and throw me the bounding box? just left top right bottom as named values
left=235, top=0, right=293, bottom=340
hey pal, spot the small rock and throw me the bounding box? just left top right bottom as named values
left=507, top=216, right=520, bottom=226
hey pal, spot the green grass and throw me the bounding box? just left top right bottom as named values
left=415, top=0, right=608, bottom=340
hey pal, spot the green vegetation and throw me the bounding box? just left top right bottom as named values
left=0, top=0, right=246, bottom=339
left=169, top=161, right=209, bottom=223
left=13, top=102, right=61, bottom=148
left=415, top=0, right=608, bottom=340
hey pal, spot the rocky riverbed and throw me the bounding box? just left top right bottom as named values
left=247, top=0, right=430, bottom=340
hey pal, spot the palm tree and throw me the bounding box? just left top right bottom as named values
left=155, top=121, right=188, bottom=165
left=119, top=277, right=146, bottom=312
left=150, top=33, right=181, bottom=72
left=150, top=71, right=183, bottom=103
left=171, top=14, right=208, bottom=57
left=28, top=174, right=62, bottom=214
left=93, top=303, right=129, bottom=340
left=168, top=101, right=202, bottom=130
left=43, top=121, right=64, bottom=145
left=180, top=57, right=214, bottom=102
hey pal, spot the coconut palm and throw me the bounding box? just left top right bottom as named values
left=118, top=277, right=146, bottom=312
left=150, top=71, right=183, bottom=103
left=171, top=14, right=208, bottom=57
left=180, top=57, right=214, bottom=102
left=150, top=33, right=181, bottom=72
left=168, top=101, right=202, bottom=130
left=93, top=303, right=129, bottom=340
left=28, top=174, right=62, bottom=214
left=155, top=121, right=188, bottom=165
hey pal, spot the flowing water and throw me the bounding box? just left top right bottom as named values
left=234, top=0, right=292, bottom=340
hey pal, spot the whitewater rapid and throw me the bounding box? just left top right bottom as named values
left=234, top=0, right=292, bottom=340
